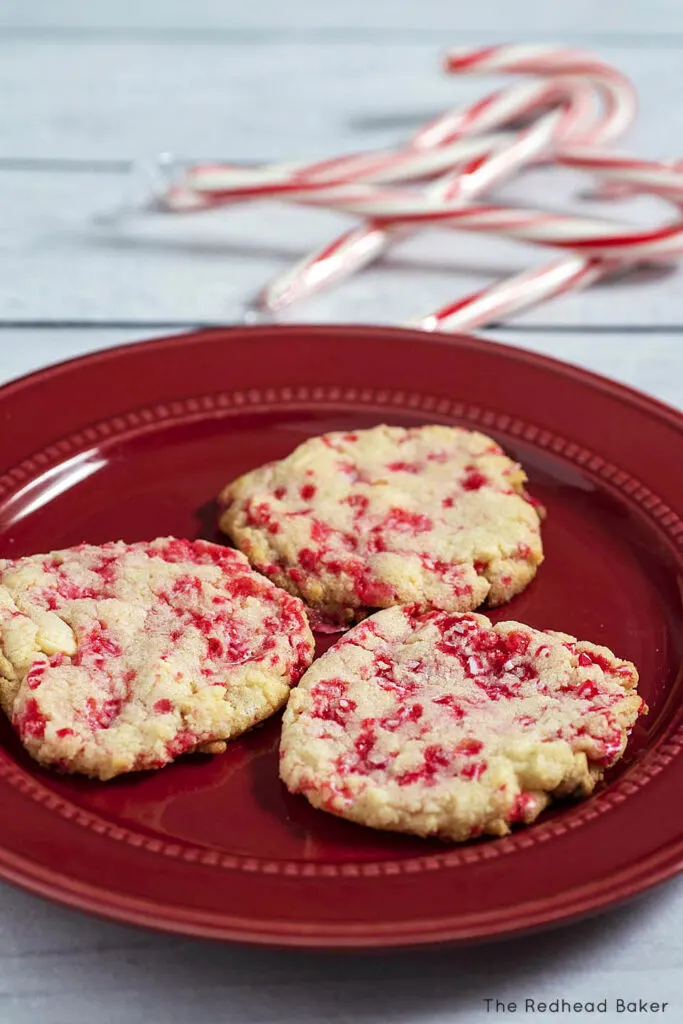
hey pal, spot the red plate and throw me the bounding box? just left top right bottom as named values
left=1, top=324, right=682, bottom=948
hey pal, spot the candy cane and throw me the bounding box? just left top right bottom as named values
left=418, top=149, right=683, bottom=332
left=252, top=104, right=576, bottom=312
left=238, top=46, right=636, bottom=311
left=156, top=46, right=633, bottom=320
left=148, top=44, right=683, bottom=333
left=309, top=197, right=683, bottom=259
left=560, top=150, right=683, bottom=202
left=245, top=152, right=683, bottom=272
left=414, top=256, right=619, bottom=332
left=159, top=68, right=600, bottom=311
left=442, top=45, right=635, bottom=144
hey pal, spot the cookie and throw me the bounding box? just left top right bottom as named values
left=0, top=538, right=314, bottom=779
left=219, top=424, right=543, bottom=627
left=279, top=607, right=644, bottom=841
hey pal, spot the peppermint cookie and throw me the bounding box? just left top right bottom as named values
left=0, top=538, right=314, bottom=780
left=219, top=424, right=543, bottom=626
left=280, top=607, right=644, bottom=841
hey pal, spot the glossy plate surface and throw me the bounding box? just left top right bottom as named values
left=1, top=325, right=682, bottom=948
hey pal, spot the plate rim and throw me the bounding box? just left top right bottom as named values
left=3, top=324, right=683, bottom=436
left=0, top=815, right=680, bottom=948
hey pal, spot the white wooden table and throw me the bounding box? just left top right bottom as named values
left=2, top=3, right=683, bottom=1021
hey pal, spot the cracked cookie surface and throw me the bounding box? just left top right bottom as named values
left=279, top=606, right=644, bottom=841
left=219, top=424, right=544, bottom=626
left=0, top=538, right=314, bottom=779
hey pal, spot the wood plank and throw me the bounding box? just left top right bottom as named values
left=493, top=327, right=683, bottom=409
left=2, top=41, right=682, bottom=162
left=2, top=0, right=683, bottom=36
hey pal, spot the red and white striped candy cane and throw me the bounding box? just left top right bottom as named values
left=150, top=43, right=683, bottom=333
left=414, top=256, right=618, bottom=332
left=559, top=149, right=683, bottom=202
left=251, top=104, right=576, bottom=312
left=314, top=195, right=683, bottom=260
left=250, top=142, right=683, bottom=264
left=443, top=45, right=635, bottom=144
left=160, top=67, right=598, bottom=309
left=417, top=148, right=683, bottom=332
left=240, top=46, right=635, bottom=312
